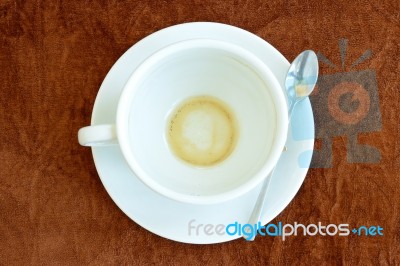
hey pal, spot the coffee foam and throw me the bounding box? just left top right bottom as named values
left=167, top=96, right=238, bottom=167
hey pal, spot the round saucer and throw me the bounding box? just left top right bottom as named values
left=91, top=22, right=314, bottom=244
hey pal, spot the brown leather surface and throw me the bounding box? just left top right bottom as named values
left=1, top=0, right=399, bottom=265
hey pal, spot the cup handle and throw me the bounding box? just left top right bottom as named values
left=78, top=124, right=117, bottom=146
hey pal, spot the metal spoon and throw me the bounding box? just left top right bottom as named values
left=244, top=50, right=318, bottom=241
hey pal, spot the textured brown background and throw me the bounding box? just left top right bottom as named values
left=1, top=0, right=399, bottom=265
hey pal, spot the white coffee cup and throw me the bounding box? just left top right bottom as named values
left=78, top=39, right=288, bottom=204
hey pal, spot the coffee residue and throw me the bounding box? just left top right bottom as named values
left=167, top=96, right=239, bottom=167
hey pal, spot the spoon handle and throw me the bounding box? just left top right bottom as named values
left=244, top=167, right=275, bottom=241
left=244, top=97, right=299, bottom=241
left=288, top=100, right=298, bottom=120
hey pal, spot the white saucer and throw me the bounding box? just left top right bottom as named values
left=91, top=22, right=314, bottom=244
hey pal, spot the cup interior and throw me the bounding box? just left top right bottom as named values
left=117, top=39, right=288, bottom=204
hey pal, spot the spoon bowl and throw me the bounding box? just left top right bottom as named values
left=285, top=50, right=319, bottom=117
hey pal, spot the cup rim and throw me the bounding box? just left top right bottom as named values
left=116, top=38, right=288, bottom=204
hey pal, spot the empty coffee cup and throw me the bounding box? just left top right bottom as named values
left=78, top=39, right=288, bottom=204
